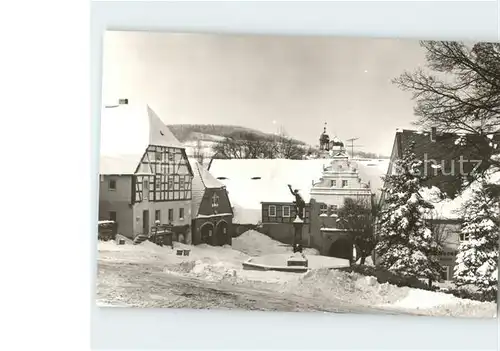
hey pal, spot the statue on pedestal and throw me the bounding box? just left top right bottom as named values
left=287, top=184, right=305, bottom=220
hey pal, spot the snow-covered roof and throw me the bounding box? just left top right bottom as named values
left=209, top=158, right=389, bottom=224
left=420, top=168, right=500, bottom=220
left=392, top=129, right=500, bottom=198
left=99, top=103, right=184, bottom=175
left=188, top=158, right=227, bottom=217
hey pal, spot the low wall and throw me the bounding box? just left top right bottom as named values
left=242, top=258, right=309, bottom=273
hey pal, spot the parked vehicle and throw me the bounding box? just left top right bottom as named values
left=98, top=220, right=117, bottom=241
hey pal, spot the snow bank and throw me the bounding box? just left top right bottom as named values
left=383, top=289, right=458, bottom=309
left=251, top=253, right=349, bottom=269
left=285, top=268, right=496, bottom=317
left=164, top=259, right=240, bottom=282
left=291, top=268, right=407, bottom=305
left=379, top=288, right=496, bottom=317
left=232, top=230, right=319, bottom=256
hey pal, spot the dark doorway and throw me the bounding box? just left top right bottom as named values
left=328, top=237, right=353, bottom=261
left=143, top=210, right=149, bottom=235
left=200, top=223, right=213, bottom=244
left=215, top=221, right=229, bottom=246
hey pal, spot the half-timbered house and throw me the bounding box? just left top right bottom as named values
left=99, top=100, right=194, bottom=240
left=189, top=159, right=234, bottom=246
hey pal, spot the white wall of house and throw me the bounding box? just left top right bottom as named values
left=310, top=156, right=372, bottom=207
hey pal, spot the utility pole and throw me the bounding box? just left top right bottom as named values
left=346, top=137, right=364, bottom=158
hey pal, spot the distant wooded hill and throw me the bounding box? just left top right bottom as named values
left=167, top=124, right=306, bottom=145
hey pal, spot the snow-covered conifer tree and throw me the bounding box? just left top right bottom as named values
left=454, top=180, right=499, bottom=297
left=376, top=142, right=441, bottom=281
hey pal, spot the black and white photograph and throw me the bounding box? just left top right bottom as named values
left=97, top=31, right=499, bottom=318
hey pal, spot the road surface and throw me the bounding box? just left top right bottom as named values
left=97, top=260, right=403, bottom=314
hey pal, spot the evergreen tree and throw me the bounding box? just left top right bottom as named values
left=376, top=142, right=442, bottom=282
left=454, top=181, right=499, bottom=297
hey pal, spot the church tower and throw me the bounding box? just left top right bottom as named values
left=319, top=122, right=330, bottom=151
left=317, top=122, right=348, bottom=159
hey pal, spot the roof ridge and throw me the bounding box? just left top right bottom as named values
left=195, top=161, right=207, bottom=188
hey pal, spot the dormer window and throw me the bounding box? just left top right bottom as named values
left=155, top=152, right=162, bottom=161
left=251, top=177, right=261, bottom=180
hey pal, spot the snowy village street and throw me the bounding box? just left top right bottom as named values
left=98, top=259, right=392, bottom=314
left=97, top=231, right=496, bottom=317
left=96, top=33, right=500, bottom=334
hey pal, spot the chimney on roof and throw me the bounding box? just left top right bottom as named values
left=430, top=127, right=437, bottom=142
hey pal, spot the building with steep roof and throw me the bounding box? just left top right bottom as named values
left=98, top=100, right=194, bottom=239
left=377, top=127, right=500, bottom=281
left=189, top=159, right=233, bottom=246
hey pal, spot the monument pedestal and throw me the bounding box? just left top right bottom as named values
left=287, top=252, right=308, bottom=267
left=292, top=215, right=304, bottom=253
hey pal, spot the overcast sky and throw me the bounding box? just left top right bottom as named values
left=102, top=31, right=429, bottom=156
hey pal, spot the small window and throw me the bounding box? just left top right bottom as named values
left=109, top=211, right=117, bottom=222
left=269, top=205, right=276, bottom=217
left=155, top=210, right=161, bottom=222
left=217, top=177, right=228, bottom=180
left=282, top=206, right=290, bottom=217
left=459, top=233, right=470, bottom=242
left=143, top=179, right=149, bottom=188
left=168, top=209, right=174, bottom=222
left=109, top=179, right=116, bottom=191
left=155, top=152, right=162, bottom=161
left=320, top=204, right=328, bottom=215
left=179, top=208, right=184, bottom=220
left=251, top=177, right=261, bottom=180
left=330, top=180, right=336, bottom=187
left=330, top=205, right=338, bottom=213
left=155, top=177, right=161, bottom=189
left=180, top=177, right=185, bottom=189
left=168, top=152, right=175, bottom=162
left=342, top=180, right=348, bottom=188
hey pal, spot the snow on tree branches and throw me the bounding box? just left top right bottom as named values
left=376, top=142, right=442, bottom=281
left=453, top=180, right=499, bottom=297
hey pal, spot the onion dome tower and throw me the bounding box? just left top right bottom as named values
left=319, top=122, right=330, bottom=151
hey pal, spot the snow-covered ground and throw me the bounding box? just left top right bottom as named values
left=232, top=230, right=320, bottom=256
left=98, top=230, right=496, bottom=317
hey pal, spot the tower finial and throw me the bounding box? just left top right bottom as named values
left=324, top=122, right=327, bottom=133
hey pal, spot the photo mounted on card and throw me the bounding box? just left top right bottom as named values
left=97, top=31, right=499, bottom=317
